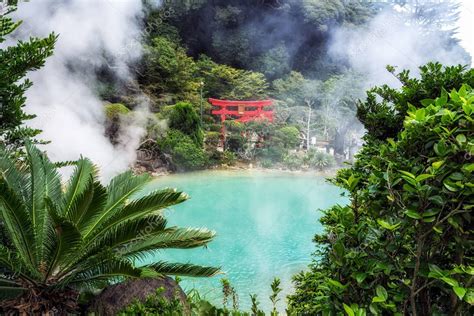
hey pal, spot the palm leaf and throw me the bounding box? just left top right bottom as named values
left=69, top=181, right=107, bottom=234
left=148, top=262, right=221, bottom=277
left=0, top=182, right=36, bottom=270
left=0, top=147, right=29, bottom=204
left=0, top=282, right=26, bottom=300
left=82, top=171, right=150, bottom=238
left=87, top=215, right=167, bottom=254
left=123, top=227, right=215, bottom=258
left=63, top=157, right=96, bottom=217
left=24, top=143, right=62, bottom=263
left=89, top=189, right=187, bottom=240
left=61, top=215, right=167, bottom=274
left=43, top=199, right=82, bottom=281
left=65, top=259, right=142, bottom=286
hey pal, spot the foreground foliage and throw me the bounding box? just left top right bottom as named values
left=289, top=64, right=474, bottom=315
left=0, top=144, right=219, bottom=314
left=0, top=5, right=56, bottom=149
left=122, top=277, right=285, bottom=316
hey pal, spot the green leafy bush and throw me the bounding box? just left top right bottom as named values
left=120, top=287, right=183, bottom=315
left=222, top=150, right=237, bottom=166
left=104, top=103, right=131, bottom=119
left=274, top=126, right=300, bottom=149
left=305, top=149, right=336, bottom=170
left=283, top=152, right=303, bottom=170
left=167, top=102, right=204, bottom=146
left=289, top=65, right=474, bottom=315
left=159, top=129, right=207, bottom=171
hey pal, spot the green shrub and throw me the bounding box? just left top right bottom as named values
left=289, top=65, right=474, bottom=315
left=167, top=102, right=204, bottom=146
left=226, top=134, right=245, bottom=153
left=222, top=150, right=236, bottom=166
left=205, top=131, right=221, bottom=147
left=120, top=288, right=183, bottom=315
left=274, top=126, right=300, bottom=149
left=283, top=152, right=303, bottom=170
left=257, top=145, right=286, bottom=163
left=159, top=129, right=207, bottom=171
left=305, top=149, right=335, bottom=170
left=260, top=159, right=274, bottom=169
left=104, top=103, right=131, bottom=119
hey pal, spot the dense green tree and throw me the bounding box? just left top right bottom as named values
left=167, top=101, right=204, bottom=146
left=289, top=64, right=474, bottom=314
left=159, top=129, right=208, bottom=171
left=0, top=144, right=218, bottom=313
left=154, top=0, right=375, bottom=79
left=140, top=36, right=199, bottom=102
left=0, top=5, right=56, bottom=149
left=197, top=55, right=269, bottom=100
left=358, top=63, right=474, bottom=140
left=274, top=126, right=300, bottom=149
left=254, top=44, right=291, bottom=80
left=272, top=72, right=322, bottom=148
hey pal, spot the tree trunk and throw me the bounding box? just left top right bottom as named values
left=306, top=100, right=312, bottom=150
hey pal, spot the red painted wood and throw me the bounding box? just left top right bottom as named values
left=209, top=98, right=274, bottom=144
left=209, top=98, right=273, bottom=107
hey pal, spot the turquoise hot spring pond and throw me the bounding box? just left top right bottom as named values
left=143, top=170, right=347, bottom=311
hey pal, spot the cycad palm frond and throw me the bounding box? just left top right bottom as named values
left=0, top=144, right=219, bottom=313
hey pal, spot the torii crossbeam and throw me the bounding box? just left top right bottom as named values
left=209, top=98, right=274, bottom=144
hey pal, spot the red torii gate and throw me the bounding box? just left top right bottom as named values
left=209, top=98, right=274, bottom=143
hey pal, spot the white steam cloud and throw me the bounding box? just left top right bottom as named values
left=11, top=0, right=149, bottom=180
left=329, top=9, right=471, bottom=89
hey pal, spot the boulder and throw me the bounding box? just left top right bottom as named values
left=87, top=277, right=188, bottom=315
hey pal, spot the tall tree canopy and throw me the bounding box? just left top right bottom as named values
left=0, top=5, right=56, bottom=149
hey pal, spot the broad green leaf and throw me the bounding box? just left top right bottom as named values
left=405, top=209, right=422, bottom=219
left=428, top=264, right=445, bottom=278
left=371, top=296, right=385, bottom=303
left=415, top=174, right=434, bottom=182
left=456, top=134, right=466, bottom=144
left=376, top=285, right=388, bottom=301
left=415, top=108, right=426, bottom=121
left=353, top=272, right=367, bottom=284
left=453, top=286, right=466, bottom=299
left=465, top=290, right=474, bottom=305
left=464, top=266, right=474, bottom=275
left=399, top=170, right=416, bottom=179
left=428, top=195, right=444, bottom=206
left=420, top=98, right=434, bottom=107
left=463, top=163, right=474, bottom=173
left=443, top=180, right=460, bottom=192
left=377, top=219, right=401, bottom=231
left=422, top=216, right=436, bottom=223
left=462, top=103, right=472, bottom=115
left=343, top=303, right=355, bottom=316
left=422, top=209, right=439, bottom=217
left=441, top=277, right=459, bottom=287
left=448, top=217, right=460, bottom=230
left=432, top=160, right=444, bottom=170
left=327, top=279, right=346, bottom=289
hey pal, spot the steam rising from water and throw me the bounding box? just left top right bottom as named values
left=12, top=0, right=147, bottom=180
left=329, top=9, right=471, bottom=89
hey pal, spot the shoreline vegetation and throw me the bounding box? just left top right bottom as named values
left=135, top=160, right=341, bottom=178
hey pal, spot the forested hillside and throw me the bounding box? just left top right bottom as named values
left=95, top=0, right=469, bottom=174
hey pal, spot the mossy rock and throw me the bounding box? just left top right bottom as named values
left=104, top=103, right=131, bottom=119
left=87, top=277, right=188, bottom=315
